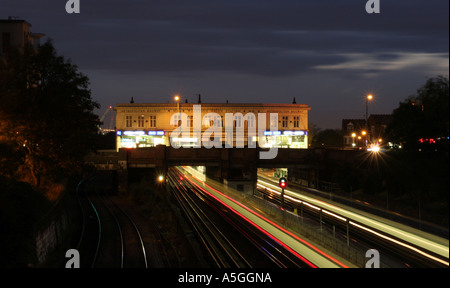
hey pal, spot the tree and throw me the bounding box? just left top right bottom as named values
left=0, top=40, right=101, bottom=190
left=310, top=128, right=343, bottom=148
left=385, top=76, right=449, bottom=151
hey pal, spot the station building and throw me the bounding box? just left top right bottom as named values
left=113, top=99, right=310, bottom=151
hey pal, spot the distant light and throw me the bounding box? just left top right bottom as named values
left=368, top=145, right=380, bottom=152
left=158, top=175, right=164, bottom=182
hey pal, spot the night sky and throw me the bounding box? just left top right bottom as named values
left=2, top=0, right=448, bottom=129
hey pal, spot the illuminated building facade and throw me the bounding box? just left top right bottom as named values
left=114, top=101, right=310, bottom=150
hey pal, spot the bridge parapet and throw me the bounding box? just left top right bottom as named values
left=106, top=147, right=364, bottom=169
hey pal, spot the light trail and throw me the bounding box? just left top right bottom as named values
left=257, top=179, right=449, bottom=266
left=178, top=167, right=349, bottom=268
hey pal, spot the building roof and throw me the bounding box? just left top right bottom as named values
left=115, top=102, right=311, bottom=109
left=0, top=18, right=32, bottom=26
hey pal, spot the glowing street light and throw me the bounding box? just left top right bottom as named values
left=365, top=94, right=373, bottom=146
left=158, top=175, right=164, bottom=182
left=174, top=95, right=181, bottom=126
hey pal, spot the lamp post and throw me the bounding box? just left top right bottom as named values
left=365, top=94, right=373, bottom=146
left=174, top=95, right=181, bottom=125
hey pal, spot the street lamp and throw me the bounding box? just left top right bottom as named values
left=174, top=95, right=181, bottom=126
left=365, top=94, right=373, bottom=146
left=366, top=94, right=373, bottom=122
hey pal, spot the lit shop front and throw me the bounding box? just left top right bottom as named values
left=116, top=130, right=308, bottom=149
left=116, top=130, right=166, bottom=149
left=261, top=130, right=308, bottom=149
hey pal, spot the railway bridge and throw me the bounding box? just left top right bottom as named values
left=86, top=146, right=366, bottom=194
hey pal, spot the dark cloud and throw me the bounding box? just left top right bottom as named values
left=1, top=0, right=448, bottom=128
left=4, top=0, right=447, bottom=76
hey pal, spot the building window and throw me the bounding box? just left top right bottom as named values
left=282, top=116, right=289, bottom=128
left=270, top=114, right=278, bottom=128
left=149, top=115, right=156, bottom=128
left=173, top=114, right=181, bottom=126
left=293, top=116, right=299, bottom=128
left=138, top=115, right=145, bottom=128
left=247, top=114, right=255, bottom=128
left=126, top=116, right=132, bottom=128
left=234, top=115, right=242, bottom=128
left=188, top=115, right=193, bottom=127
left=203, top=115, right=211, bottom=127
left=214, top=115, right=222, bottom=127
left=347, top=123, right=354, bottom=132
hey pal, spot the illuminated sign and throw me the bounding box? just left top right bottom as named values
left=264, top=130, right=306, bottom=136
left=148, top=131, right=165, bottom=136
left=123, top=131, right=145, bottom=136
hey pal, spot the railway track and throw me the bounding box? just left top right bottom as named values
left=74, top=175, right=171, bottom=268
left=167, top=168, right=313, bottom=268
